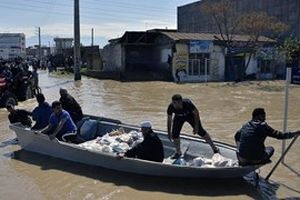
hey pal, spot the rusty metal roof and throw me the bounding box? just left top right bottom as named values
left=161, top=32, right=275, bottom=42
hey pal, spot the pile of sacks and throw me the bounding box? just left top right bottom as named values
left=78, top=128, right=143, bottom=154
left=190, top=153, right=238, bottom=168
left=172, top=153, right=238, bottom=168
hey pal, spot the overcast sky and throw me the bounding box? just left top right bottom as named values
left=0, top=0, right=196, bottom=48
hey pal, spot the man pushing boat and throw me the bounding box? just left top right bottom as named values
left=167, top=94, right=219, bottom=159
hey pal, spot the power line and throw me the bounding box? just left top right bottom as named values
left=21, top=0, right=176, bottom=18
left=66, top=0, right=175, bottom=12
left=0, top=2, right=175, bottom=24
left=24, top=0, right=175, bottom=13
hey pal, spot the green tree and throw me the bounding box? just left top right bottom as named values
left=280, top=37, right=300, bottom=66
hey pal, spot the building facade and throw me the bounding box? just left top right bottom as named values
left=26, top=45, right=52, bottom=59
left=178, top=0, right=300, bottom=39
left=103, top=30, right=280, bottom=82
left=0, top=33, right=26, bottom=59
left=54, top=38, right=73, bottom=55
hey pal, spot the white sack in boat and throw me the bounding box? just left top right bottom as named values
left=101, top=145, right=112, bottom=153
left=79, top=130, right=142, bottom=154
left=128, top=131, right=143, bottom=140
left=212, top=153, right=238, bottom=167
left=190, top=154, right=237, bottom=168
left=79, top=139, right=103, bottom=151
left=111, top=142, right=130, bottom=153
left=190, top=156, right=212, bottom=167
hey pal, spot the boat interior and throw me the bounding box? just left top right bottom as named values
left=75, top=116, right=239, bottom=164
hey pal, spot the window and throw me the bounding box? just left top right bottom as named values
left=188, top=53, right=210, bottom=76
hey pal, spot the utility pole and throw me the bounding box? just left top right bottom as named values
left=74, top=0, right=81, bottom=80
left=38, top=27, right=41, bottom=67
left=91, top=28, right=94, bottom=46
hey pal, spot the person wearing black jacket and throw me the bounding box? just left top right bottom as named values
left=235, top=108, right=300, bottom=165
left=117, top=121, right=164, bottom=163
left=6, top=104, right=32, bottom=127
left=59, top=88, right=83, bottom=123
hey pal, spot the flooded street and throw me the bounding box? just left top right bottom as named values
left=0, top=71, right=299, bottom=200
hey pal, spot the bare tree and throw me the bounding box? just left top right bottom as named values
left=201, top=0, right=287, bottom=81
left=201, top=0, right=238, bottom=51
left=238, top=12, right=287, bottom=76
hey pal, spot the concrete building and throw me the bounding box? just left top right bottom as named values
left=81, top=46, right=103, bottom=71
left=54, top=38, right=73, bottom=55
left=26, top=45, right=52, bottom=59
left=0, top=33, right=26, bottom=59
left=178, top=0, right=300, bottom=39
left=103, top=30, right=279, bottom=82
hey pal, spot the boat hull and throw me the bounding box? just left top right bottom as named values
left=10, top=118, right=259, bottom=179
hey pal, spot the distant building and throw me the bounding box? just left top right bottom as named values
left=0, top=33, right=26, bottom=59
left=81, top=46, right=103, bottom=71
left=26, top=45, right=51, bottom=59
left=54, top=38, right=73, bottom=55
left=178, top=0, right=300, bottom=39
left=103, top=30, right=280, bottom=82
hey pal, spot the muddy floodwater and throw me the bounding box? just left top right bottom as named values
left=0, top=71, right=299, bottom=200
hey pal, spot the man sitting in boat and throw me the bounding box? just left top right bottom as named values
left=6, top=104, right=32, bottom=127
left=235, top=108, right=300, bottom=166
left=59, top=88, right=83, bottom=124
left=117, top=121, right=164, bottom=162
left=32, top=93, right=52, bottom=130
left=167, top=94, right=219, bottom=159
left=35, top=101, right=77, bottom=142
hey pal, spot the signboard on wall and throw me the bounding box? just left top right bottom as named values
left=189, top=40, right=212, bottom=53
left=174, top=44, right=188, bottom=71
left=173, top=43, right=188, bottom=82
left=292, top=67, right=300, bottom=85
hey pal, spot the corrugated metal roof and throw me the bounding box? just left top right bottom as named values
left=161, top=32, right=275, bottom=42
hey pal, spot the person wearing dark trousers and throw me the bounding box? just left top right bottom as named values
left=235, top=108, right=300, bottom=166
left=167, top=94, right=219, bottom=159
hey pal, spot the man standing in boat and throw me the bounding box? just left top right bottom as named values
left=35, top=101, right=77, bottom=142
left=167, top=94, right=219, bottom=159
left=235, top=108, right=300, bottom=165
left=117, top=121, right=164, bottom=162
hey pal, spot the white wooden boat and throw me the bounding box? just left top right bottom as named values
left=9, top=115, right=260, bottom=178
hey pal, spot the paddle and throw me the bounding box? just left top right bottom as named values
left=265, top=135, right=299, bottom=181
